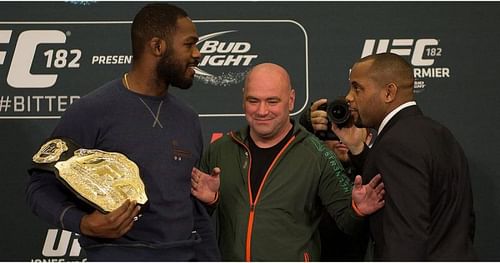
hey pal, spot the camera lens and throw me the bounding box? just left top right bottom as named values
left=327, top=98, right=350, bottom=126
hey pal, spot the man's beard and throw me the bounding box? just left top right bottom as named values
left=353, top=112, right=367, bottom=128
left=354, top=118, right=365, bottom=128
left=156, top=52, right=193, bottom=90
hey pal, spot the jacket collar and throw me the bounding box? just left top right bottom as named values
left=378, top=101, right=417, bottom=134
left=372, top=105, right=423, bottom=146
left=231, top=119, right=308, bottom=145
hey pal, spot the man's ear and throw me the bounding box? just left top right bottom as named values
left=148, top=37, right=167, bottom=56
left=289, top=89, right=296, bottom=112
left=385, top=83, right=398, bottom=103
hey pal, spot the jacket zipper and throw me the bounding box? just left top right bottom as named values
left=232, top=132, right=296, bottom=261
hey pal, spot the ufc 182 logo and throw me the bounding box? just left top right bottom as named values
left=0, top=29, right=81, bottom=88
left=361, top=39, right=440, bottom=66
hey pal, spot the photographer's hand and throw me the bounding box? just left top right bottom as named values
left=310, top=98, right=329, bottom=132
left=332, top=122, right=367, bottom=155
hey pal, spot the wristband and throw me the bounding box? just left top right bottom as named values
left=352, top=199, right=366, bottom=217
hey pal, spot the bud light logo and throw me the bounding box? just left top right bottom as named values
left=177, top=20, right=309, bottom=117
left=194, top=30, right=258, bottom=87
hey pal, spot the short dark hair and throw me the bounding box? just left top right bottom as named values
left=359, top=52, right=414, bottom=88
left=131, top=3, right=188, bottom=60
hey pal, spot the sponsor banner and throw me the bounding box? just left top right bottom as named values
left=0, top=20, right=308, bottom=119
left=361, top=38, right=450, bottom=93
left=0, top=21, right=131, bottom=119
left=184, top=20, right=308, bottom=117
left=30, top=229, right=86, bottom=262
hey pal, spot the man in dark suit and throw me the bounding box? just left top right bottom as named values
left=327, top=52, right=476, bottom=261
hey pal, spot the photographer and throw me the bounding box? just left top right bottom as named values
left=299, top=98, right=373, bottom=261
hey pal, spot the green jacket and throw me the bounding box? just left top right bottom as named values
left=201, top=123, right=364, bottom=261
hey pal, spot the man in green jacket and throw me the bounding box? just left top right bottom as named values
left=191, top=63, right=385, bottom=261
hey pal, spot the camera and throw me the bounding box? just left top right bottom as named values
left=315, top=98, right=351, bottom=140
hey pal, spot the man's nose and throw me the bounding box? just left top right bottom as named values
left=256, top=102, right=269, bottom=115
left=192, top=46, right=201, bottom=60
left=345, top=90, right=354, bottom=104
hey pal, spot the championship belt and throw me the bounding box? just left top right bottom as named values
left=32, top=137, right=148, bottom=213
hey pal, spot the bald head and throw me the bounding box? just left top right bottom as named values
left=242, top=63, right=295, bottom=147
left=244, top=63, right=292, bottom=94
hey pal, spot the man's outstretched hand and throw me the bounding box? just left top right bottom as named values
left=191, top=167, right=221, bottom=204
left=352, top=174, right=385, bottom=216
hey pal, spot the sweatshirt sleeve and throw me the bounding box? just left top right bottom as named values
left=197, top=141, right=220, bottom=215
left=316, top=140, right=366, bottom=236
left=26, top=169, right=88, bottom=233
left=25, top=98, right=99, bottom=233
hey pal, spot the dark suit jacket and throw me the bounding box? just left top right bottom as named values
left=351, top=105, right=476, bottom=261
